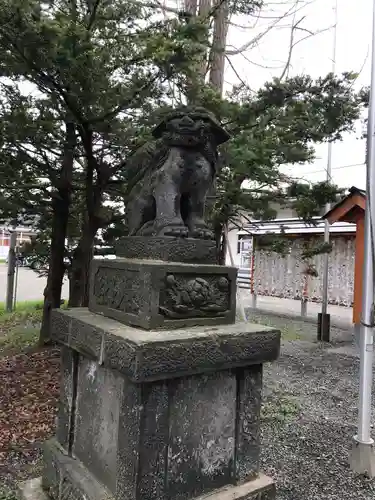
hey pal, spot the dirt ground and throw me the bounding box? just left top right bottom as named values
left=1, top=313, right=375, bottom=499
left=0, top=346, right=60, bottom=494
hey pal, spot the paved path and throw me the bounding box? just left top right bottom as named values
left=239, top=291, right=353, bottom=329
left=0, top=264, right=69, bottom=303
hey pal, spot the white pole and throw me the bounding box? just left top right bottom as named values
left=319, top=0, right=338, bottom=342
left=225, top=224, right=247, bottom=322
left=349, top=0, right=375, bottom=477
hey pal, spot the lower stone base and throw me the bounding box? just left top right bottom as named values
left=39, top=440, right=113, bottom=500
left=19, top=476, right=275, bottom=500
left=196, top=474, right=275, bottom=499
left=18, top=442, right=275, bottom=500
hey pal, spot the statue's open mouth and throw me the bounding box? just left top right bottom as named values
left=174, top=124, right=207, bottom=137
left=175, top=126, right=199, bottom=134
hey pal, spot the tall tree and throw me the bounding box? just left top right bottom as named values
left=0, top=0, right=209, bottom=313
left=0, top=88, right=78, bottom=342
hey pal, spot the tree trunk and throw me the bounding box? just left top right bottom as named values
left=39, top=197, right=69, bottom=345
left=185, top=0, right=198, bottom=15
left=69, top=124, right=107, bottom=308
left=68, top=220, right=96, bottom=307
left=209, top=0, right=229, bottom=95
left=197, top=0, right=211, bottom=80
left=39, top=121, right=76, bottom=346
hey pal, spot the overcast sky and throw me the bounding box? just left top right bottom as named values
left=224, top=0, right=372, bottom=190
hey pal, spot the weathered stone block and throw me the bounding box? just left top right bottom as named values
left=56, top=347, right=77, bottom=450
left=116, top=236, right=218, bottom=265
left=88, top=258, right=237, bottom=330
left=41, top=440, right=114, bottom=500
left=235, top=365, right=263, bottom=482
left=72, top=358, right=123, bottom=492
left=45, top=301, right=283, bottom=500
left=51, top=308, right=280, bottom=382
left=47, top=308, right=280, bottom=500
left=39, top=372, right=272, bottom=500
left=167, top=371, right=236, bottom=499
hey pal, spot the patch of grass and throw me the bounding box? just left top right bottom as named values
left=261, top=395, right=301, bottom=423
left=281, top=327, right=304, bottom=341
left=0, top=326, right=40, bottom=351
left=245, top=313, right=307, bottom=341
left=0, top=307, right=43, bottom=330
left=0, top=300, right=44, bottom=317
left=0, top=301, right=44, bottom=353
left=0, top=300, right=68, bottom=353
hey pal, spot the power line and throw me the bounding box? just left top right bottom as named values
left=295, top=162, right=365, bottom=176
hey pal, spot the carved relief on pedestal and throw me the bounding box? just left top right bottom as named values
left=159, top=273, right=231, bottom=318
left=93, top=267, right=141, bottom=315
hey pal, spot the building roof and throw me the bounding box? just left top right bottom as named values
left=235, top=186, right=365, bottom=237
left=323, top=186, right=365, bottom=224
left=238, top=217, right=356, bottom=236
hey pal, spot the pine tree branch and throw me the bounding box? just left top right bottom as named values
left=0, top=26, right=86, bottom=125
left=89, top=73, right=163, bottom=125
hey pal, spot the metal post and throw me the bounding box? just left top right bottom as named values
left=318, top=0, right=338, bottom=342
left=13, top=249, right=19, bottom=310
left=349, top=0, right=375, bottom=477
left=301, top=273, right=308, bottom=317
left=6, top=232, right=17, bottom=313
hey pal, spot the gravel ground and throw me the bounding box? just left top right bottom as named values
left=251, top=312, right=375, bottom=499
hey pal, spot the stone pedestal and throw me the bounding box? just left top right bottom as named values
left=20, top=235, right=280, bottom=500
left=28, top=305, right=280, bottom=500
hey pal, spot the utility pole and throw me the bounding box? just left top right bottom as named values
left=6, top=231, right=17, bottom=312
left=318, top=0, right=338, bottom=342
left=349, top=0, right=375, bottom=477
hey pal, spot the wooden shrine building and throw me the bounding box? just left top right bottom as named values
left=323, top=186, right=366, bottom=325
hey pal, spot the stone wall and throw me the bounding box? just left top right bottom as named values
left=253, top=234, right=355, bottom=306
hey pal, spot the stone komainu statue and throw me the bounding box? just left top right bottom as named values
left=124, top=107, right=230, bottom=240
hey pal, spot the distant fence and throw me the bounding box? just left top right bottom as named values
left=236, top=234, right=355, bottom=318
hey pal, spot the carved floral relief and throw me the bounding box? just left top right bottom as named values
left=159, top=274, right=231, bottom=318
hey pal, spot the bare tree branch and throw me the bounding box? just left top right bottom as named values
left=225, top=55, right=247, bottom=88
left=225, top=2, right=298, bottom=56
left=225, top=0, right=315, bottom=56
left=279, top=20, right=334, bottom=80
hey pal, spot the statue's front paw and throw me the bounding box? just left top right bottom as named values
left=164, top=226, right=189, bottom=238
left=192, top=228, right=215, bottom=240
